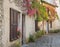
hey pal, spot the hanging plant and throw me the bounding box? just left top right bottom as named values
left=17, top=27, right=21, bottom=38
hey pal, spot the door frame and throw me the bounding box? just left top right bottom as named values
left=22, top=14, right=25, bottom=45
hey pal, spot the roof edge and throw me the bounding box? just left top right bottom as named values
left=41, top=1, right=58, bottom=7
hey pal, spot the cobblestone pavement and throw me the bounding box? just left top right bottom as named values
left=27, top=33, right=60, bottom=47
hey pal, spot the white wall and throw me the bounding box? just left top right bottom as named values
left=47, top=0, right=60, bottom=30
left=49, top=19, right=60, bottom=30
left=52, top=0, right=60, bottom=30
left=25, top=15, right=35, bottom=38
left=41, top=0, right=60, bottom=30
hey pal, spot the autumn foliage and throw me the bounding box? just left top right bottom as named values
left=23, top=0, right=58, bottom=21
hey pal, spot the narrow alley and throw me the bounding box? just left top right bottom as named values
left=27, top=33, right=60, bottom=47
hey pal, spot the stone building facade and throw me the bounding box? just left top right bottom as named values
left=0, top=0, right=22, bottom=47
left=0, top=0, right=35, bottom=47
left=0, top=0, right=4, bottom=47
left=39, top=0, right=58, bottom=32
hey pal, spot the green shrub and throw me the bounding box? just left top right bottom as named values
left=41, top=30, right=45, bottom=35
left=35, top=31, right=41, bottom=38
left=49, top=29, right=60, bottom=33
left=28, top=35, right=35, bottom=42
left=35, top=30, right=45, bottom=38
left=15, top=44, right=20, bottom=47
left=28, top=30, right=45, bottom=43
left=17, top=31, right=20, bottom=37
left=11, top=41, right=20, bottom=47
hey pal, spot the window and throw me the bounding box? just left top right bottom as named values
left=10, top=8, right=20, bottom=41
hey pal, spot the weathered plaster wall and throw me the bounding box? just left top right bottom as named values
left=51, top=0, right=60, bottom=30
left=49, top=20, right=60, bottom=30
left=2, top=0, right=22, bottom=47
left=25, top=16, right=35, bottom=38
left=2, top=0, right=35, bottom=47
left=0, top=0, right=4, bottom=47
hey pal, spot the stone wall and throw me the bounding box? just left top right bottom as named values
left=2, top=0, right=22, bottom=47
left=0, top=0, right=35, bottom=47
left=0, top=0, right=4, bottom=47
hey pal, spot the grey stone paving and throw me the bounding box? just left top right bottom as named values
left=26, top=33, right=60, bottom=47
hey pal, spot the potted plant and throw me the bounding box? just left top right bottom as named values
left=17, top=27, right=21, bottom=38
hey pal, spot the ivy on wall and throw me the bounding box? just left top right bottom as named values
left=30, top=0, right=48, bottom=21
left=23, top=0, right=58, bottom=22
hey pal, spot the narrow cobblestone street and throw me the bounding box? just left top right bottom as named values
left=27, top=33, right=60, bottom=47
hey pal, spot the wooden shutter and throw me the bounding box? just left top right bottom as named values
left=10, top=8, right=19, bottom=41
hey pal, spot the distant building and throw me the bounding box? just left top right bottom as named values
left=39, top=0, right=58, bottom=33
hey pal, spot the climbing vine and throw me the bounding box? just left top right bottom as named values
left=23, top=0, right=58, bottom=22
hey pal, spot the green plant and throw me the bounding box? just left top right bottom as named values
left=15, top=40, right=20, bottom=47
left=49, top=29, right=60, bottom=33
left=11, top=41, right=20, bottom=47
left=35, top=31, right=41, bottom=38
left=32, top=0, right=48, bottom=21
left=17, top=31, right=20, bottom=38
left=35, top=30, right=45, bottom=38
left=41, top=30, right=45, bottom=35
left=15, top=43, right=20, bottom=47
left=28, top=35, right=35, bottom=42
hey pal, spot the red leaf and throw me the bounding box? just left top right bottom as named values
left=27, top=9, right=36, bottom=16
